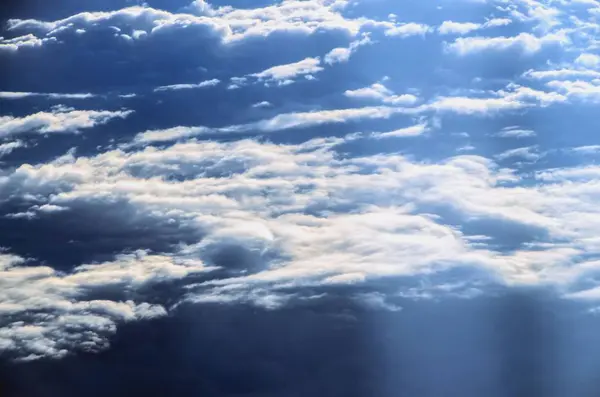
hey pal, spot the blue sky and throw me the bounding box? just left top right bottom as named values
left=3, top=0, right=600, bottom=395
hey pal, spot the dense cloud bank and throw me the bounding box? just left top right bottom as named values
left=3, top=0, right=600, bottom=394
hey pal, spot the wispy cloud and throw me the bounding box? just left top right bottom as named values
left=154, top=78, right=220, bottom=92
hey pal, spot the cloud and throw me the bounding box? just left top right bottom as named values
left=252, top=101, right=272, bottom=108
left=446, top=31, right=570, bottom=55
left=132, top=106, right=404, bottom=143
left=0, top=140, right=25, bottom=157
left=372, top=123, right=428, bottom=138
left=0, top=34, right=56, bottom=52
left=0, top=250, right=212, bottom=360
left=323, top=33, right=372, bottom=65
left=546, top=79, right=600, bottom=101
left=4, top=1, right=366, bottom=48
left=495, top=126, right=537, bottom=138
left=438, top=21, right=482, bottom=35
left=437, top=18, right=512, bottom=36
left=5, top=123, right=600, bottom=358
left=426, top=84, right=566, bottom=115
left=250, top=57, right=323, bottom=84
left=495, top=146, right=542, bottom=161
left=344, top=83, right=419, bottom=105
left=524, top=68, right=600, bottom=80
left=0, top=92, right=95, bottom=99
left=154, top=78, right=220, bottom=92
left=575, top=53, right=600, bottom=69
left=384, top=22, right=430, bottom=37
left=6, top=0, right=600, bottom=368
left=0, top=107, right=133, bottom=138
left=571, top=145, right=600, bottom=154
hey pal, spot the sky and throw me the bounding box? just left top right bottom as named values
left=2, top=0, right=600, bottom=395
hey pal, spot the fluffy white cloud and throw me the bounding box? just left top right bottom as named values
left=5, top=1, right=365, bottom=48
left=575, top=53, right=600, bottom=69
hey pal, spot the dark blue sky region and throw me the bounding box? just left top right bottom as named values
left=2, top=0, right=600, bottom=395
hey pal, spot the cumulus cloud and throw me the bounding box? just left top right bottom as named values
left=4, top=1, right=366, bottom=48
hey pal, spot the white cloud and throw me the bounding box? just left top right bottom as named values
left=524, top=68, right=600, bottom=80
left=0, top=34, right=56, bottom=52
left=495, top=126, right=536, bottom=138
left=372, top=123, right=428, bottom=138
left=252, top=101, right=272, bottom=108
left=446, top=31, right=570, bottom=55
left=575, top=53, right=600, bottom=69
left=5, top=1, right=366, bottom=48
left=0, top=250, right=211, bottom=360
left=323, top=33, right=372, bottom=65
left=0, top=107, right=133, bottom=138
left=384, top=22, right=430, bottom=37
left=0, top=92, right=95, bottom=99
left=438, top=21, right=481, bottom=35
left=438, top=18, right=511, bottom=35
left=344, top=83, right=419, bottom=105
left=495, top=146, right=541, bottom=161
left=250, top=57, right=323, bottom=83
left=0, top=140, right=25, bottom=157
left=571, top=145, right=600, bottom=154
left=154, top=78, right=220, bottom=92
left=132, top=106, right=405, bottom=144
left=547, top=79, right=600, bottom=100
